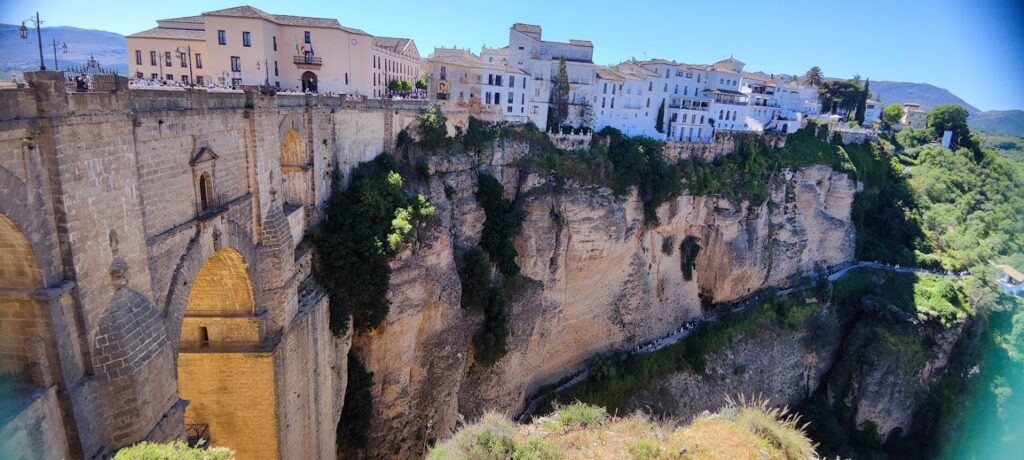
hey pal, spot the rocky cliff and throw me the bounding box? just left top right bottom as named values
left=349, top=142, right=859, bottom=458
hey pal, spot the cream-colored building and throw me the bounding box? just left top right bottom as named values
left=371, top=37, right=421, bottom=98
left=901, top=102, right=928, bottom=128
left=426, top=47, right=530, bottom=123
left=127, top=5, right=375, bottom=95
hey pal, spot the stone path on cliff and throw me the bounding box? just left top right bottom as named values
left=515, top=261, right=969, bottom=421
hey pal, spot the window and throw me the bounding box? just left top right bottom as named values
left=274, top=61, right=278, bottom=77
left=508, top=92, right=513, bottom=103
left=180, top=52, right=187, bottom=67
left=345, top=73, right=348, bottom=85
left=648, top=82, right=653, bottom=91
left=601, top=97, right=606, bottom=108
left=218, top=30, right=226, bottom=45
left=646, top=98, right=650, bottom=108
left=509, top=76, right=514, bottom=87
left=697, top=74, right=701, bottom=83
left=135, top=71, right=143, bottom=78
left=242, top=31, right=251, bottom=47
left=720, top=78, right=724, bottom=84
left=665, top=69, right=669, bottom=78
left=165, top=52, right=172, bottom=67
left=199, top=327, right=210, bottom=347
left=273, top=36, right=277, bottom=51
left=612, top=85, right=616, bottom=95
left=304, top=31, right=311, bottom=44
left=199, top=172, right=214, bottom=211
left=507, top=106, right=512, bottom=113
left=197, top=76, right=204, bottom=86
left=166, top=73, right=173, bottom=81
left=182, top=75, right=189, bottom=84
left=196, top=54, right=203, bottom=69
left=522, top=78, right=526, bottom=89
left=486, top=92, right=491, bottom=104
left=135, top=50, right=142, bottom=65
left=521, top=94, right=525, bottom=104
left=611, top=98, right=614, bottom=108
left=684, top=86, right=688, bottom=95
left=230, top=56, right=241, bottom=72
left=151, top=73, right=158, bottom=79
left=488, top=74, right=493, bottom=85
left=495, top=75, right=502, bottom=86
left=603, top=83, right=607, bottom=94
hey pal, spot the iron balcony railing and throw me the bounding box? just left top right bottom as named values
left=293, top=56, right=322, bottom=66
left=186, top=423, right=210, bottom=448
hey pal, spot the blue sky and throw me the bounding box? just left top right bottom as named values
left=2, top=0, right=1022, bottom=111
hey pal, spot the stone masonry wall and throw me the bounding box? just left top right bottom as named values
left=0, top=73, right=425, bottom=458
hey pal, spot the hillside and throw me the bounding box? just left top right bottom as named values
left=0, top=24, right=126, bottom=74
left=868, top=80, right=1024, bottom=136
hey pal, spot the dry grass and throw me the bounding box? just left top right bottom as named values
left=428, top=400, right=818, bottom=459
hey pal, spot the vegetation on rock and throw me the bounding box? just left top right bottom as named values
left=428, top=401, right=816, bottom=460
left=113, top=441, right=234, bottom=459
left=476, top=172, right=524, bottom=277
left=313, top=155, right=435, bottom=334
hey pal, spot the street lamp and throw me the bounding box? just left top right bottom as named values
left=255, top=60, right=270, bottom=87
left=175, top=46, right=194, bottom=87
left=51, top=39, right=67, bottom=70
left=20, top=12, right=46, bottom=71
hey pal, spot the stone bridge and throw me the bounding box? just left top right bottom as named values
left=0, top=72, right=426, bottom=459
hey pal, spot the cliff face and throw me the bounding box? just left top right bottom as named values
left=350, top=143, right=859, bottom=458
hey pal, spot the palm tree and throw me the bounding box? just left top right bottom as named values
left=803, top=66, right=824, bottom=86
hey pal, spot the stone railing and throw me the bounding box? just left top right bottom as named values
left=547, top=131, right=593, bottom=151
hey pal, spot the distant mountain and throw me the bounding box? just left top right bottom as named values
left=864, top=81, right=1024, bottom=137
left=869, top=80, right=980, bottom=113
left=969, top=110, right=1024, bottom=137
left=0, top=24, right=126, bottom=74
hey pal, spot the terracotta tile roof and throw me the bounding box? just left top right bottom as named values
left=595, top=66, right=626, bottom=81
left=159, top=15, right=204, bottom=24
left=568, top=39, right=593, bottom=47
left=512, top=23, right=542, bottom=35
left=127, top=27, right=205, bottom=40
left=996, top=265, right=1024, bottom=283
left=373, top=36, right=412, bottom=53
left=201, top=5, right=368, bottom=34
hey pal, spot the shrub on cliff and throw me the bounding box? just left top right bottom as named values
left=456, top=246, right=492, bottom=311
left=314, top=155, right=435, bottom=334
left=473, top=283, right=511, bottom=365
left=337, top=352, right=374, bottom=456
left=476, top=172, right=523, bottom=277
left=429, top=402, right=816, bottom=460
left=114, top=441, right=234, bottom=459
left=416, top=104, right=449, bottom=151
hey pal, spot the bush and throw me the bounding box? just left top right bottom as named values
left=114, top=441, right=234, bottom=459
left=476, top=172, right=524, bottom=277
left=456, top=246, right=492, bottom=311
left=337, top=352, right=374, bottom=455
left=425, top=412, right=560, bottom=460
left=895, top=127, right=934, bottom=149
left=679, top=236, right=701, bottom=281
left=660, top=235, right=676, bottom=255
left=416, top=104, right=449, bottom=151
left=722, top=397, right=817, bottom=460
left=474, top=284, right=511, bottom=365
left=550, top=402, right=607, bottom=428
left=314, top=156, right=435, bottom=333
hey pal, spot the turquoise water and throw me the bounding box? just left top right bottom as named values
left=942, top=310, right=1024, bottom=460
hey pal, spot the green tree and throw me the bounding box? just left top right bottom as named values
left=927, top=104, right=971, bottom=147
left=547, top=57, right=570, bottom=131
left=819, top=80, right=863, bottom=116
left=882, top=103, right=905, bottom=125
left=399, top=80, right=413, bottom=91
left=416, top=104, right=449, bottom=150
left=655, top=99, right=665, bottom=134
left=415, top=76, right=428, bottom=90
left=854, top=79, right=869, bottom=124
left=803, top=66, right=824, bottom=86
left=388, top=78, right=401, bottom=92
left=578, top=97, right=595, bottom=131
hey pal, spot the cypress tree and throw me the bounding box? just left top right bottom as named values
left=655, top=99, right=665, bottom=134
left=855, top=78, right=869, bottom=124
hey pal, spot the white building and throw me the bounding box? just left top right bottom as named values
left=425, top=47, right=530, bottom=123
left=864, top=99, right=882, bottom=124
left=506, top=24, right=597, bottom=131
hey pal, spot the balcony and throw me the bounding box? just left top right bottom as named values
left=293, top=56, right=322, bottom=66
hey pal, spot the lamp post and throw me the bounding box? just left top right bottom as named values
left=256, top=60, right=270, bottom=87
left=51, top=39, right=67, bottom=71
left=19, top=12, right=46, bottom=71
left=176, top=46, right=194, bottom=87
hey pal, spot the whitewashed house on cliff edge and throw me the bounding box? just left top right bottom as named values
left=507, top=23, right=597, bottom=131
left=126, top=5, right=378, bottom=95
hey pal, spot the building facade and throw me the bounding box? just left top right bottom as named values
left=426, top=47, right=530, bottom=123
left=126, top=6, right=376, bottom=95
left=371, top=37, right=422, bottom=98
left=901, top=102, right=928, bottom=128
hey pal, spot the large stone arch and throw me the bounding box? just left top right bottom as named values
left=163, top=219, right=258, bottom=348
left=0, top=213, right=45, bottom=379
left=0, top=165, right=59, bottom=286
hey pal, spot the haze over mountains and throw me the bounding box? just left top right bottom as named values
left=2, top=24, right=1020, bottom=137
